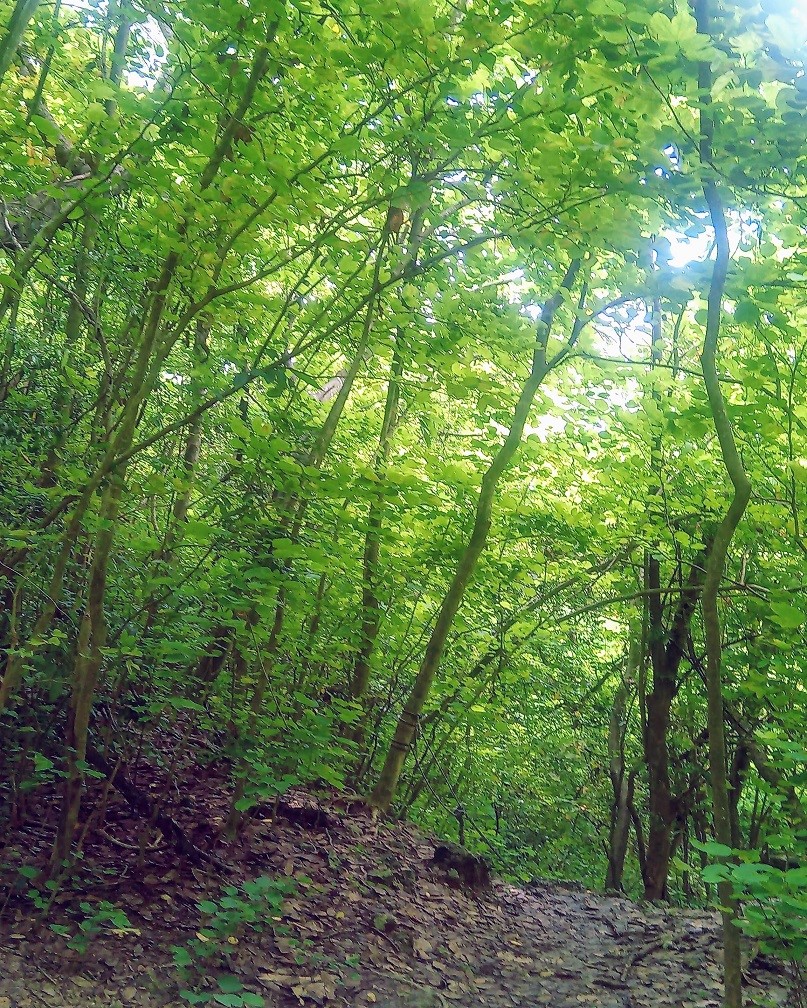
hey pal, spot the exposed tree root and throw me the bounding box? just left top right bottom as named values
left=85, top=744, right=230, bottom=871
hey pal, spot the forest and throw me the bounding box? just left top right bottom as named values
left=0, top=0, right=805, bottom=1006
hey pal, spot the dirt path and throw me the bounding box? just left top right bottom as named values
left=0, top=787, right=799, bottom=1008
left=354, top=879, right=796, bottom=1008
left=0, top=877, right=797, bottom=1008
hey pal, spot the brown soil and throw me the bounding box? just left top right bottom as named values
left=0, top=765, right=800, bottom=1008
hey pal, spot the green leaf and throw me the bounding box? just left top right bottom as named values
left=702, top=864, right=731, bottom=883
left=216, top=975, right=243, bottom=994
left=179, top=992, right=209, bottom=1005
left=733, top=300, right=760, bottom=326
left=730, top=863, right=779, bottom=884
left=33, top=753, right=55, bottom=772
left=695, top=840, right=733, bottom=858
left=769, top=602, right=806, bottom=630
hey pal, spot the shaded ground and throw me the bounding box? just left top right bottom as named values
left=0, top=762, right=800, bottom=1008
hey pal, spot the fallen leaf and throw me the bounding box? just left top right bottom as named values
left=258, top=971, right=296, bottom=987
left=413, top=936, right=433, bottom=957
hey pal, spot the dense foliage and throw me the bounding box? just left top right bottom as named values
left=1, top=0, right=806, bottom=1001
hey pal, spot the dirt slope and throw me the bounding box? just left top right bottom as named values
left=0, top=775, right=799, bottom=1008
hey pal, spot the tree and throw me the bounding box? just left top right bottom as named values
left=1, top=1, right=805, bottom=995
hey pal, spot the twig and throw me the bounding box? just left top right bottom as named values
left=619, top=939, right=663, bottom=982
left=95, top=828, right=164, bottom=853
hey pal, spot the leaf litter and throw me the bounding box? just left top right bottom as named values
left=0, top=763, right=800, bottom=1008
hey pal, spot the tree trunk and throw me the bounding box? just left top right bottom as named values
left=142, top=319, right=209, bottom=633
left=728, top=744, right=749, bottom=849
left=369, top=260, right=582, bottom=812
left=695, top=3, right=752, bottom=1002
left=53, top=474, right=124, bottom=865
left=642, top=552, right=708, bottom=900
left=347, top=332, right=404, bottom=746
left=255, top=221, right=393, bottom=688
left=0, top=0, right=41, bottom=86
left=348, top=199, right=428, bottom=720
left=225, top=598, right=284, bottom=837
left=605, top=631, right=639, bottom=891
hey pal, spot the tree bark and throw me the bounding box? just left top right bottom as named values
left=643, top=552, right=708, bottom=899
left=605, top=630, right=639, bottom=891
left=44, top=38, right=275, bottom=860
left=347, top=332, right=404, bottom=743
left=0, top=0, right=41, bottom=86
left=695, top=3, right=752, bottom=1003
left=369, top=259, right=582, bottom=812
left=53, top=474, right=124, bottom=865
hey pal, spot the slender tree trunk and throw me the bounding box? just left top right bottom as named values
left=728, top=744, right=749, bottom=849
left=103, top=0, right=132, bottom=116
left=255, top=221, right=392, bottom=686
left=225, top=600, right=284, bottom=837
left=630, top=800, right=648, bottom=888
left=640, top=300, right=674, bottom=900
left=643, top=553, right=708, bottom=899
left=0, top=0, right=41, bottom=86
left=605, top=630, right=639, bottom=891
left=53, top=473, right=124, bottom=864
left=46, top=42, right=274, bottom=859
left=171, top=420, right=203, bottom=528
left=347, top=332, right=404, bottom=743
left=643, top=555, right=674, bottom=901
left=369, top=260, right=582, bottom=811
left=142, top=319, right=209, bottom=632
left=695, top=3, right=752, bottom=1002
left=348, top=199, right=429, bottom=717
left=254, top=201, right=425, bottom=751
left=303, top=220, right=391, bottom=472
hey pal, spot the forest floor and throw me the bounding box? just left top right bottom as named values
left=0, top=756, right=801, bottom=1008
